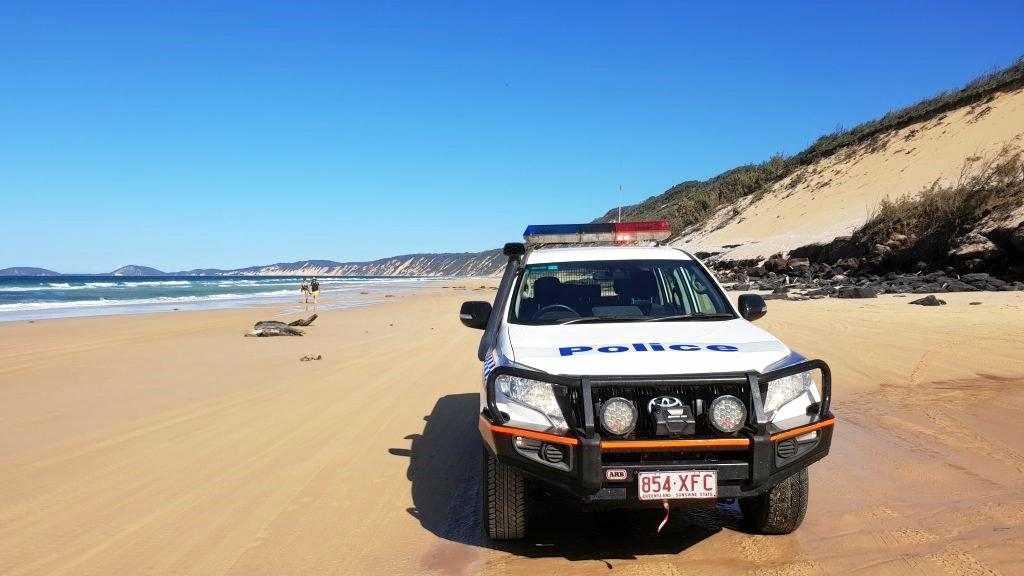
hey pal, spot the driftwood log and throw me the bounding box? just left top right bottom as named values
left=288, top=314, right=318, bottom=327
left=245, top=325, right=304, bottom=337
left=246, top=315, right=317, bottom=337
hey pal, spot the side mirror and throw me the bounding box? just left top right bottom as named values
left=737, top=294, right=767, bottom=321
left=459, top=301, right=492, bottom=329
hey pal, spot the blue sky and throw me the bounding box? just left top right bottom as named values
left=2, top=2, right=1022, bottom=273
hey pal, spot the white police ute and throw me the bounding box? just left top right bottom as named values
left=460, top=221, right=835, bottom=539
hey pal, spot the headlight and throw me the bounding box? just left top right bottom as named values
left=763, top=370, right=813, bottom=415
left=709, top=395, right=746, bottom=433
left=599, top=397, right=637, bottom=436
left=494, top=374, right=567, bottom=434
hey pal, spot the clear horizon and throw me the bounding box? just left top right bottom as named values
left=3, top=1, right=1022, bottom=273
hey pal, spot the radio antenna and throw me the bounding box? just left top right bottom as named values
left=617, top=185, right=622, bottom=223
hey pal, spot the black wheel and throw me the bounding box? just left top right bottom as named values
left=482, top=446, right=528, bottom=540
left=740, top=468, right=809, bottom=534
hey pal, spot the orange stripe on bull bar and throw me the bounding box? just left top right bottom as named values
left=481, top=416, right=580, bottom=446
left=601, top=437, right=751, bottom=452
left=769, top=417, right=836, bottom=443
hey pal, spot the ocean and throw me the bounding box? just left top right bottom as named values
left=0, top=275, right=431, bottom=322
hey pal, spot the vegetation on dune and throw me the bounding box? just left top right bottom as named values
left=600, top=58, right=1024, bottom=235
left=855, top=148, right=1024, bottom=267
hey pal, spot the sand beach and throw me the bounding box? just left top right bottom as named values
left=1, top=283, right=1023, bottom=575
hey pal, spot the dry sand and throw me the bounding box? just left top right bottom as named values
left=679, top=86, right=1024, bottom=260
left=1, top=285, right=1023, bottom=575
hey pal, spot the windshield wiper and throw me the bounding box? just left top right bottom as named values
left=557, top=316, right=647, bottom=325
left=644, top=313, right=735, bottom=322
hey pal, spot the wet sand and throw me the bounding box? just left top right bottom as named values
left=1, top=286, right=1022, bottom=575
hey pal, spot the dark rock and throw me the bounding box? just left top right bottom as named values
left=909, top=295, right=946, bottom=306
left=1011, top=223, right=1024, bottom=253
left=949, top=232, right=1000, bottom=261
left=837, top=286, right=878, bottom=299
left=786, top=258, right=811, bottom=272
left=763, top=256, right=788, bottom=273
left=969, top=301, right=982, bottom=305
left=961, top=272, right=993, bottom=284
left=941, top=280, right=979, bottom=292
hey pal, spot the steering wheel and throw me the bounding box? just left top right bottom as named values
left=534, top=304, right=580, bottom=321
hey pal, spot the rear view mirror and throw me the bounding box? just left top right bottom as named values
left=738, top=294, right=767, bottom=321
left=460, top=301, right=492, bottom=329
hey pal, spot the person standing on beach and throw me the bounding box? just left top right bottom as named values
left=310, top=277, right=320, bottom=305
left=300, top=279, right=310, bottom=304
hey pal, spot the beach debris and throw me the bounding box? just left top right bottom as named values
left=970, top=301, right=983, bottom=305
left=385, top=294, right=395, bottom=298
left=246, top=322, right=304, bottom=337
left=253, top=314, right=316, bottom=331
left=288, top=314, right=318, bottom=327
left=909, top=295, right=946, bottom=306
left=300, top=354, right=322, bottom=361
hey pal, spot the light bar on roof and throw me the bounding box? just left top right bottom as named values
left=523, top=221, right=671, bottom=245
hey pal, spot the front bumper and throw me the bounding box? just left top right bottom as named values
left=479, top=360, right=835, bottom=505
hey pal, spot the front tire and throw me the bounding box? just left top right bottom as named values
left=740, top=468, right=809, bottom=534
left=482, top=446, right=528, bottom=540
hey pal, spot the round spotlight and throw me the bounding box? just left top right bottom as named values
left=708, top=395, right=747, bottom=434
left=599, top=397, right=638, bottom=436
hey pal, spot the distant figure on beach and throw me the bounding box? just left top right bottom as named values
left=310, top=277, right=320, bottom=304
left=300, top=279, right=310, bottom=304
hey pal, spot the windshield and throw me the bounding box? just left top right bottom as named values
left=509, top=259, right=734, bottom=325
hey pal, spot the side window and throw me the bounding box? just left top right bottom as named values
left=669, top=267, right=694, bottom=315
left=682, top=267, right=719, bottom=313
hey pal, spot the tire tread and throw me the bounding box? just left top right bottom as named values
left=741, top=468, right=809, bottom=534
left=483, top=448, right=527, bottom=539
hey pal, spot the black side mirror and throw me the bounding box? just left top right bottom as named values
left=738, top=294, right=767, bottom=321
left=459, top=301, right=492, bottom=329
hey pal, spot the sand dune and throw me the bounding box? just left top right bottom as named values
left=1, top=287, right=1023, bottom=575
left=679, top=87, right=1024, bottom=260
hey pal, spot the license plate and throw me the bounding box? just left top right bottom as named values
left=637, top=470, right=717, bottom=500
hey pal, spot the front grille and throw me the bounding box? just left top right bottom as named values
left=590, top=379, right=749, bottom=439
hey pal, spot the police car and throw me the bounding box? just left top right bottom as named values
left=459, top=221, right=835, bottom=539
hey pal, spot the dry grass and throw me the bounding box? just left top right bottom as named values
left=857, top=147, right=1024, bottom=264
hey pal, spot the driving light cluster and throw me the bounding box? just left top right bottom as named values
left=494, top=374, right=568, bottom=434
left=599, top=397, right=638, bottom=436
left=708, top=395, right=746, bottom=433
left=763, top=370, right=814, bottom=416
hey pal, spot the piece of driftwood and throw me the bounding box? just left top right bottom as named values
left=247, top=314, right=316, bottom=337
left=253, top=320, right=291, bottom=330
left=245, top=325, right=304, bottom=337
left=288, top=314, right=318, bottom=327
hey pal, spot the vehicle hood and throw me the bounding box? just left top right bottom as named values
left=505, top=319, right=790, bottom=376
